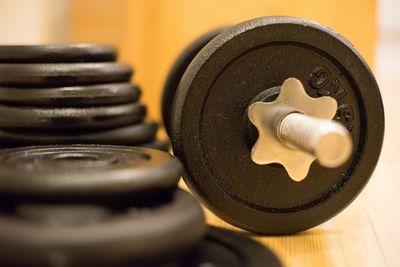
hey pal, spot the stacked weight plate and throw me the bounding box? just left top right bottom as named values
left=0, top=145, right=281, bottom=267
left=0, top=45, right=168, bottom=151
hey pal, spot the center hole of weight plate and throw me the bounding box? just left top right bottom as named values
left=50, top=152, right=118, bottom=167
left=53, top=153, right=99, bottom=162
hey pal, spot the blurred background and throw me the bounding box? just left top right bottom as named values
left=0, top=0, right=397, bottom=124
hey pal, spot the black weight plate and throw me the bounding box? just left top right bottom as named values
left=139, top=139, right=171, bottom=152
left=0, top=63, right=132, bottom=87
left=0, top=189, right=206, bottom=267
left=0, top=102, right=146, bottom=130
left=0, top=83, right=141, bottom=107
left=0, top=44, right=117, bottom=63
left=0, top=122, right=157, bottom=146
left=0, top=145, right=182, bottom=200
left=178, top=226, right=282, bottom=267
left=171, top=17, right=384, bottom=234
left=162, top=28, right=224, bottom=134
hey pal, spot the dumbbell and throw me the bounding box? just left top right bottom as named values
left=162, top=16, right=384, bottom=234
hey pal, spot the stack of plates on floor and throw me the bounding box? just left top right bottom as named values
left=0, top=45, right=168, bottom=151
left=0, top=145, right=281, bottom=267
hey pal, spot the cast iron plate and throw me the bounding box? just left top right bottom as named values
left=171, top=16, right=385, bottom=234
left=0, top=102, right=146, bottom=130
left=0, top=145, right=182, bottom=200
left=0, top=83, right=141, bottom=107
left=0, top=44, right=117, bottom=63
left=178, top=226, right=282, bottom=267
left=138, top=139, right=171, bottom=152
left=0, top=122, right=157, bottom=146
left=162, top=28, right=224, bottom=134
left=0, top=189, right=206, bottom=267
left=0, top=63, right=132, bottom=87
